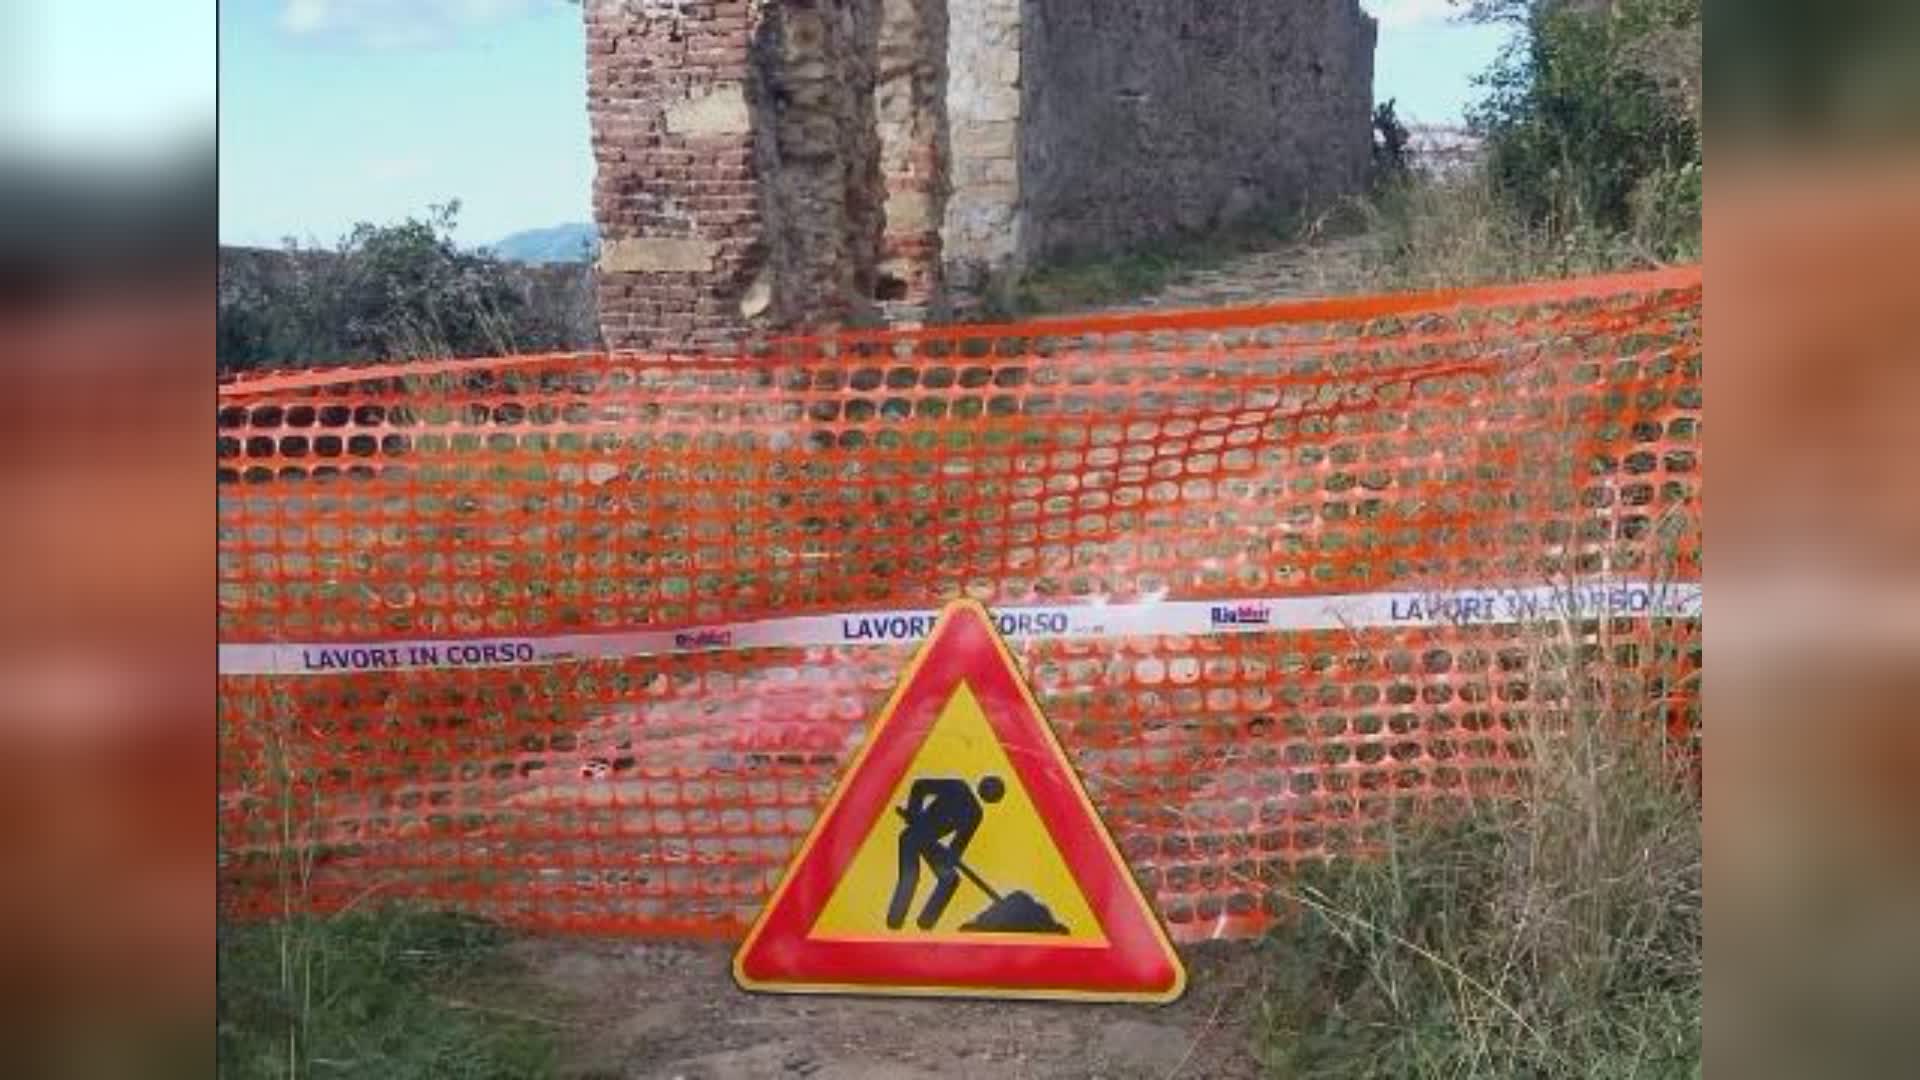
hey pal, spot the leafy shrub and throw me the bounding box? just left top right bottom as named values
left=218, top=201, right=598, bottom=373
left=1467, top=0, right=1701, bottom=258
left=1373, top=99, right=1415, bottom=185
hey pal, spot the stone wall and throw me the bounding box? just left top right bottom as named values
left=1019, top=0, right=1376, bottom=261
left=586, top=0, right=1374, bottom=343
left=588, top=0, right=951, bottom=348
left=941, top=0, right=1023, bottom=300
left=589, top=0, right=894, bottom=349
left=752, top=0, right=884, bottom=330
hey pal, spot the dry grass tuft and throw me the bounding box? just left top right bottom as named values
left=1257, top=544, right=1702, bottom=1078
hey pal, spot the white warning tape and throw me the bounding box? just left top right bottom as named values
left=216, top=580, right=1701, bottom=676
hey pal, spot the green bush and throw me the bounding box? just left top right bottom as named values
left=1373, top=99, right=1415, bottom=186
left=1468, top=0, right=1701, bottom=259
left=218, top=201, right=597, bottom=373
left=1627, top=159, right=1703, bottom=261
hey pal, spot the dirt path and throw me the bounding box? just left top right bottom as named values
left=1076, top=232, right=1379, bottom=318
left=505, top=939, right=1273, bottom=1080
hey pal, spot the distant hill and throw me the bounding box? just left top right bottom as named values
left=490, top=223, right=598, bottom=264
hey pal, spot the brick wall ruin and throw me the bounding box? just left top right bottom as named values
left=587, top=0, right=1374, bottom=349
left=586, top=1, right=763, bottom=349
left=587, top=0, right=895, bottom=348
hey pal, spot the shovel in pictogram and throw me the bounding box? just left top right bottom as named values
left=893, top=804, right=1069, bottom=934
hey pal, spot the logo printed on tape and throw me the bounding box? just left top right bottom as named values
left=674, top=629, right=734, bottom=651
left=1210, top=603, right=1273, bottom=627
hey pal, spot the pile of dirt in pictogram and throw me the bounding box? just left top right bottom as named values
left=960, top=891, right=1069, bottom=934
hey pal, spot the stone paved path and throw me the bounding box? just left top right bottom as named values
left=1077, top=233, right=1380, bottom=317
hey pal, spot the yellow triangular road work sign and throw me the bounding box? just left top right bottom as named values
left=733, top=600, right=1186, bottom=1003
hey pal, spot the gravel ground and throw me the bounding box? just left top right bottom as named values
left=502, top=937, right=1274, bottom=1080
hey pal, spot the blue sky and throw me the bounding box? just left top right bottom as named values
left=214, top=1, right=1511, bottom=248
left=1370, top=1, right=1514, bottom=124
left=219, top=1, right=592, bottom=249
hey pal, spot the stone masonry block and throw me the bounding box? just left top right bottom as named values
left=664, top=84, right=752, bottom=135
left=600, top=237, right=718, bottom=274
left=883, top=190, right=936, bottom=232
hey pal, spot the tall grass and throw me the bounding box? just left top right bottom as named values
left=983, top=157, right=1696, bottom=321
left=217, top=706, right=561, bottom=1079
left=1351, top=170, right=1684, bottom=294
left=218, top=909, right=560, bottom=1080
left=1258, top=553, right=1703, bottom=1077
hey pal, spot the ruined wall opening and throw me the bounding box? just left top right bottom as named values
left=872, top=0, right=951, bottom=320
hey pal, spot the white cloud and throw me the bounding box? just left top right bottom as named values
left=278, top=0, right=557, bottom=49
left=280, top=0, right=330, bottom=34
left=1364, top=0, right=1464, bottom=29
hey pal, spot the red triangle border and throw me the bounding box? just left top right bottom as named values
left=733, top=601, right=1186, bottom=1002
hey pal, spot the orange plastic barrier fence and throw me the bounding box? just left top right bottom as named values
left=217, top=267, right=1702, bottom=942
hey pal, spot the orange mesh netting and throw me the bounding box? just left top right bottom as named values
left=217, top=267, right=1702, bottom=942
